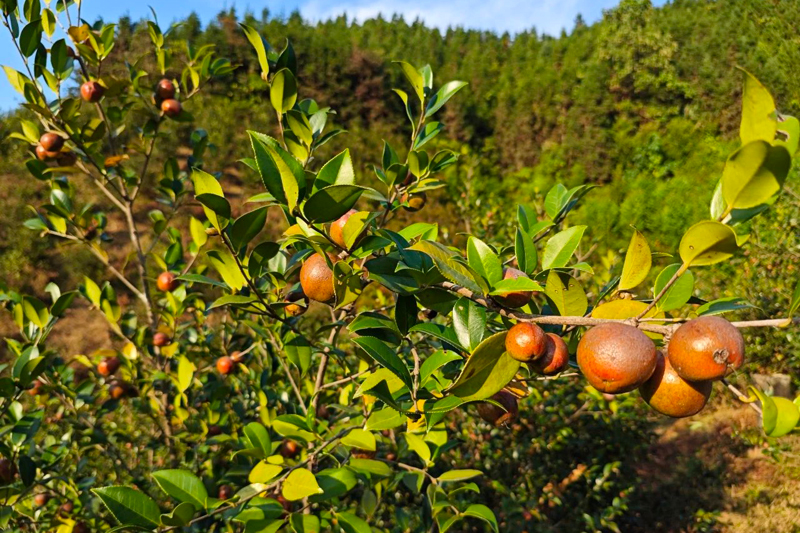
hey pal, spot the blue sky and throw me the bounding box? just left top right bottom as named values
left=0, top=0, right=667, bottom=110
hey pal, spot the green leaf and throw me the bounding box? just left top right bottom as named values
left=769, top=397, right=800, bottom=438
left=249, top=133, right=301, bottom=212
left=409, top=240, right=483, bottom=294
left=353, top=336, right=412, bottom=390
left=303, top=184, right=365, bottom=223
left=92, top=486, right=161, bottom=528
left=515, top=227, right=537, bottom=275
left=489, top=277, right=545, bottom=295
left=394, top=61, right=424, bottom=102
left=404, top=433, right=431, bottom=464
left=284, top=331, right=312, bottom=377
left=413, top=122, right=443, bottom=150
left=191, top=169, right=226, bottom=231
left=207, top=250, right=247, bottom=291
left=679, top=220, right=739, bottom=267
left=348, top=458, right=392, bottom=477
left=337, top=512, right=372, bottom=533
left=19, top=20, right=42, bottom=57
left=739, top=68, right=777, bottom=145
left=448, top=332, right=519, bottom=402
left=312, top=468, right=358, bottom=502
left=696, top=297, right=754, bottom=316
left=420, top=350, right=462, bottom=385
left=240, top=24, right=270, bottom=78
left=244, top=422, right=272, bottom=458
left=314, top=149, right=355, bottom=191
left=790, top=279, right=800, bottom=317
left=230, top=207, right=268, bottom=251
left=341, top=429, right=376, bottom=451
left=452, top=298, right=486, bottom=352
left=466, top=236, right=502, bottom=285
left=438, top=470, right=483, bottom=483
left=177, top=356, right=195, bottom=393
left=249, top=462, right=283, bottom=484
left=463, top=504, right=498, bottom=533
left=544, top=271, right=587, bottom=317
left=291, top=514, right=320, bottom=533
left=160, top=502, right=195, bottom=527
left=189, top=217, right=208, bottom=248
left=619, top=229, right=651, bottom=291
left=152, top=470, right=209, bottom=510
left=652, top=264, right=694, bottom=312
left=270, top=68, right=297, bottom=115
left=282, top=469, right=322, bottom=501
left=425, top=80, right=467, bottom=118
left=366, top=408, right=406, bottom=431
left=542, top=226, right=586, bottom=270
left=721, top=140, right=790, bottom=210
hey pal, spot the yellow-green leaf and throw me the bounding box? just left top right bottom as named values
left=739, top=68, right=777, bottom=146
left=618, top=229, right=651, bottom=291
left=721, top=140, right=790, bottom=210
left=678, top=220, right=739, bottom=267
left=281, top=469, right=322, bottom=501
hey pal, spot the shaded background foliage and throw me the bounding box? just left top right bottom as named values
left=1, top=0, right=799, bottom=531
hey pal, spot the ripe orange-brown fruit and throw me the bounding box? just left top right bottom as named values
left=80, top=81, right=104, bottom=102
left=640, top=352, right=712, bottom=418
left=59, top=501, right=74, bottom=515
left=29, top=379, right=43, bottom=396
left=281, top=440, right=300, bottom=458
left=493, top=267, right=533, bottom=308
left=35, top=144, right=59, bottom=161
left=577, top=323, right=657, bottom=394
left=276, top=494, right=292, bottom=511
left=216, top=356, right=234, bottom=375
left=161, top=98, right=181, bottom=117
left=667, top=316, right=745, bottom=382
left=299, top=253, right=335, bottom=303
left=156, top=271, right=177, bottom=292
left=505, top=323, right=547, bottom=362
left=0, top=458, right=16, bottom=483
left=218, top=484, right=233, bottom=500
left=153, top=332, right=171, bottom=347
left=156, top=79, right=176, bottom=100
left=476, top=390, right=519, bottom=427
left=97, top=356, right=120, bottom=377
left=73, top=522, right=90, bottom=533
left=330, top=209, right=358, bottom=249
left=34, top=493, right=50, bottom=506
left=39, top=132, right=64, bottom=152
left=284, top=290, right=309, bottom=317
left=109, top=382, right=126, bottom=400
left=208, top=425, right=223, bottom=437
left=56, top=151, right=78, bottom=167
left=530, top=333, right=570, bottom=376
left=402, top=192, right=427, bottom=212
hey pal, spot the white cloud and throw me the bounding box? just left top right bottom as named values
left=298, top=0, right=602, bottom=36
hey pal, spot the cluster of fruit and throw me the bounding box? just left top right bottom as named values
left=478, top=315, right=743, bottom=426
left=35, top=77, right=181, bottom=163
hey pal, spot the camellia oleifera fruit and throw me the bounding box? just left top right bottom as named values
left=505, top=322, right=546, bottom=362
left=97, top=356, right=120, bottom=377
left=300, top=253, right=335, bottom=303
left=530, top=332, right=570, bottom=376
left=39, top=132, right=64, bottom=152
left=667, top=316, right=745, bottom=381
left=216, top=356, right=234, bottom=375
left=156, top=79, right=176, bottom=100
left=493, top=267, right=533, bottom=308
left=640, top=351, right=712, bottom=418
left=330, top=209, right=357, bottom=249
left=284, top=290, right=309, bottom=317
left=80, top=80, right=105, bottom=102
left=476, top=390, right=519, bottom=427
left=577, top=322, right=657, bottom=393
left=157, top=271, right=177, bottom=292
left=153, top=332, right=171, bottom=347
left=161, top=98, right=182, bottom=117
